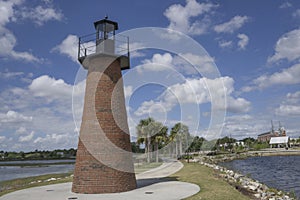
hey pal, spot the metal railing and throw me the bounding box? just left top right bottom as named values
left=78, top=32, right=129, bottom=61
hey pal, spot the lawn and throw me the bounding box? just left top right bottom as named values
left=170, top=162, right=251, bottom=200
left=0, top=161, right=251, bottom=199
left=0, top=173, right=73, bottom=197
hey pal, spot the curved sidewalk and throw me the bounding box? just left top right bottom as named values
left=0, top=159, right=200, bottom=200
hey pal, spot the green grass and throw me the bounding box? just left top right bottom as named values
left=0, top=173, right=73, bottom=197
left=0, top=162, right=74, bottom=167
left=0, top=162, right=252, bottom=200
left=170, top=162, right=251, bottom=200
left=0, top=162, right=162, bottom=197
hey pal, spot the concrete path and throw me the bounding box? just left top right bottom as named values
left=0, top=159, right=200, bottom=200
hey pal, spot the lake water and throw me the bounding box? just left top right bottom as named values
left=0, top=160, right=75, bottom=182
left=220, top=156, right=300, bottom=198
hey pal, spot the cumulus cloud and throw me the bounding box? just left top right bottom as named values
left=275, top=91, right=300, bottom=116
left=0, top=0, right=64, bottom=62
left=223, top=114, right=268, bottom=139
left=279, top=2, right=292, bottom=9
left=242, top=63, right=300, bottom=91
left=139, top=52, right=215, bottom=75
left=141, top=53, right=173, bottom=72
left=0, top=71, right=23, bottom=79
left=52, top=34, right=79, bottom=62
left=237, top=33, right=249, bottom=49
left=218, top=40, right=233, bottom=48
left=0, top=135, right=5, bottom=142
left=164, top=0, right=217, bottom=35
left=293, top=9, right=300, bottom=18
left=29, top=75, right=73, bottom=102
left=134, top=76, right=251, bottom=116
left=268, top=28, right=300, bottom=63
left=214, top=16, right=249, bottom=33
left=16, top=126, right=27, bottom=134
left=19, top=131, right=35, bottom=142
left=0, top=110, right=32, bottom=123
left=0, top=74, right=84, bottom=151
left=124, top=86, right=133, bottom=98
left=19, top=5, right=63, bottom=26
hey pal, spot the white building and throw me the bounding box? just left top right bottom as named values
left=269, top=136, right=289, bottom=148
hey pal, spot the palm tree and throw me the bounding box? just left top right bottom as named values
left=136, top=118, right=154, bottom=163
left=170, top=123, right=190, bottom=157
left=153, top=125, right=168, bottom=162
left=136, top=118, right=167, bottom=163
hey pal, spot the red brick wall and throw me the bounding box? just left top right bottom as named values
left=72, top=54, right=136, bottom=194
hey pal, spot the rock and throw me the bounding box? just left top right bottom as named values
left=254, top=193, right=261, bottom=198
left=234, top=173, right=243, bottom=179
left=251, top=181, right=260, bottom=188
left=248, top=185, right=257, bottom=191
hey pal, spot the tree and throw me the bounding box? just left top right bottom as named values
left=170, top=123, right=190, bottom=157
left=136, top=118, right=167, bottom=163
left=189, top=136, right=206, bottom=152
left=153, top=125, right=168, bottom=162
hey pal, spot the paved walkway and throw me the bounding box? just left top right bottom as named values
left=0, top=159, right=200, bottom=200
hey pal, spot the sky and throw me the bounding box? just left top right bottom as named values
left=0, top=0, right=300, bottom=151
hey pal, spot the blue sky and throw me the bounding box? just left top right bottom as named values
left=0, top=0, right=300, bottom=151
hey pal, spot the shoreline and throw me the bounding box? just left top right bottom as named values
left=193, top=149, right=300, bottom=200
left=1, top=152, right=299, bottom=199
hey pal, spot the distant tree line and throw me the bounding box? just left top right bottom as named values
left=0, top=148, right=76, bottom=161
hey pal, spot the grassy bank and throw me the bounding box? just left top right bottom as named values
left=170, top=162, right=251, bottom=200
left=0, top=161, right=252, bottom=199
left=0, top=162, right=162, bottom=197
left=0, top=173, right=73, bottom=197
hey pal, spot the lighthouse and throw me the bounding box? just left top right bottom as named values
left=72, top=17, right=137, bottom=194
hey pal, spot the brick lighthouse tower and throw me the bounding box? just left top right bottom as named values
left=72, top=17, right=137, bottom=194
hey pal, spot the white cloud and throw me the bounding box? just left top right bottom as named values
left=0, top=110, right=32, bottom=123
left=175, top=53, right=216, bottom=74
left=218, top=40, right=233, bottom=48
left=124, top=86, right=133, bottom=98
left=0, top=74, right=84, bottom=151
left=0, top=0, right=41, bottom=62
left=33, top=132, right=76, bottom=150
left=268, top=28, right=300, bottom=63
left=29, top=75, right=73, bottom=102
left=244, top=63, right=300, bottom=91
left=223, top=114, right=268, bottom=139
left=0, top=135, right=5, bottom=142
left=164, top=0, right=217, bottom=35
left=279, top=2, right=292, bottom=9
left=19, top=131, right=34, bottom=142
left=275, top=91, right=300, bottom=116
left=142, top=53, right=173, bottom=70
left=0, top=0, right=22, bottom=25
left=227, top=97, right=251, bottom=113
left=214, top=16, right=249, bottom=33
left=52, top=34, right=79, bottom=62
left=137, top=53, right=174, bottom=73
left=139, top=52, right=215, bottom=75
left=134, top=76, right=251, bottom=116
left=16, top=126, right=27, bottom=134
left=19, top=5, right=63, bottom=26
left=276, top=105, right=300, bottom=116
left=237, top=33, right=249, bottom=49
left=293, top=9, right=300, bottom=18
left=0, top=71, right=23, bottom=79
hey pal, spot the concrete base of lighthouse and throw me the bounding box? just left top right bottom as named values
left=72, top=53, right=137, bottom=194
